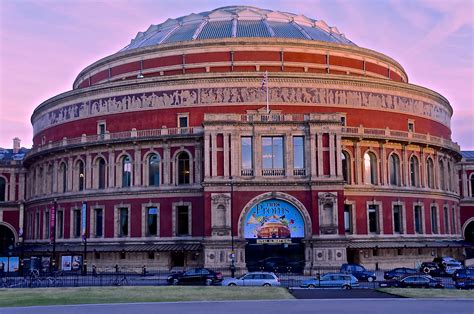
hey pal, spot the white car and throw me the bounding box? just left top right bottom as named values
left=222, top=272, right=280, bottom=286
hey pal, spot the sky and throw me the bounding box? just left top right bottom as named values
left=0, top=0, right=473, bottom=150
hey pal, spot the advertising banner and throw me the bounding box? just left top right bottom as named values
left=41, top=256, right=51, bottom=273
left=72, top=256, right=82, bottom=271
left=50, top=202, right=56, bottom=242
left=61, top=256, right=72, bottom=271
left=0, top=257, right=8, bottom=272
left=244, top=199, right=305, bottom=240
left=81, top=202, right=87, bottom=238
left=8, top=257, right=19, bottom=272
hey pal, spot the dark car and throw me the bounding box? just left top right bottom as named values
left=420, top=262, right=442, bottom=276
left=166, top=268, right=223, bottom=286
left=379, top=274, right=444, bottom=289
left=247, top=257, right=304, bottom=273
left=432, top=257, right=463, bottom=275
left=452, top=267, right=474, bottom=282
left=340, top=263, right=376, bottom=282
left=455, top=279, right=474, bottom=290
left=384, top=267, right=418, bottom=280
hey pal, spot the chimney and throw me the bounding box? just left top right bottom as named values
left=13, top=137, right=21, bottom=154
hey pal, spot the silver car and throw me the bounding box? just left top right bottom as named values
left=222, top=272, right=280, bottom=286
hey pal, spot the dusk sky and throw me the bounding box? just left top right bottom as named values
left=0, top=0, right=472, bottom=150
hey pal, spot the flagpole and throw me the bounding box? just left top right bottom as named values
left=265, top=71, right=269, bottom=114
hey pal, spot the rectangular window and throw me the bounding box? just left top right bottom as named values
left=57, top=211, right=64, bottom=238
left=45, top=211, right=50, bottom=239
left=408, top=122, right=414, bottom=132
left=73, top=209, right=81, bottom=238
left=95, top=208, right=103, bottom=237
left=147, top=207, right=158, bottom=236
left=98, top=122, right=106, bottom=139
left=368, top=205, right=378, bottom=233
left=241, top=137, right=253, bottom=175
left=393, top=205, right=402, bottom=233
left=178, top=116, right=188, bottom=128
left=444, top=207, right=449, bottom=233
left=262, top=136, right=284, bottom=169
left=35, top=212, right=41, bottom=239
left=177, top=205, right=189, bottom=236
left=119, top=208, right=129, bottom=237
left=431, top=206, right=438, bottom=234
left=293, top=136, right=305, bottom=175
left=451, top=208, right=456, bottom=234
left=344, top=204, right=352, bottom=234
left=414, top=205, right=423, bottom=234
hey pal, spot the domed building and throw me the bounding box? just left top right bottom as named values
left=0, top=6, right=471, bottom=273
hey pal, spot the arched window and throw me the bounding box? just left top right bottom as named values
left=60, top=163, right=67, bottom=193
left=427, top=158, right=434, bottom=189
left=363, top=152, right=377, bottom=185
left=470, top=174, right=474, bottom=197
left=439, top=160, right=445, bottom=190
left=78, top=160, right=85, bottom=191
left=177, top=152, right=190, bottom=185
left=342, top=151, right=351, bottom=183
left=148, top=154, right=160, bottom=186
left=122, top=156, right=132, bottom=187
left=0, top=177, right=6, bottom=202
left=410, top=156, right=419, bottom=187
left=98, top=158, right=106, bottom=189
left=389, top=154, right=400, bottom=186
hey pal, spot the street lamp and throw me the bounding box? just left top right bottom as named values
left=230, top=176, right=236, bottom=278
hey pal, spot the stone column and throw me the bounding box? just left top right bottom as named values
left=134, top=146, right=141, bottom=186
left=9, top=170, right=16, bottom=201
left=18, top=172, right=25, bottom=201
left=67, top=157, right=73, bottom=192
left=204, top=133, right=210, bottom=178
left=402, top=145, right=408, bottom=187
left=223, top=133, right=230, bottom=177
left=381, top=144, right=387, bottom=185
left=286, top=133, right=293, bottom=177
left=254, top=133, right=262, bottom=177
left=108, top=150, right=115, bottom=188
left=163, top=144, right=170, bottom=185
left=310, top=132, right=317, bottom=178
left=53, top=160, right=59, bottom=193
left=230, top=133, right=238, bottom=177
left=211, top=133, right=217, bottom=177
left=329, top=133, right=335, bottom=177
left=195, top=140, right=202, bottom=183
left=420, top=149, right=426, bottom=188
left=355, top=142, right=361, bottom=185
left=336, top=134, right=342, bottom=178
left=461, top=165, right=468, bottom=198
left=86, top=154, right=92, bottom=189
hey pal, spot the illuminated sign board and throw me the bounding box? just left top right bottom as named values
left=244, top=199, right=305, bottom=239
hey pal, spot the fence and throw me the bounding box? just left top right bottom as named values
left=0, top=266, right=459, bottom=289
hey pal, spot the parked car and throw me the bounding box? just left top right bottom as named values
left=421, top=257, right=463, bottom=276
left=452, top=267, right=474, bottom=282
left=247, top=257, right=304, bottom=273
left=300, top=273, right=359, bottom=289
left=384, top=267, right=419, bottom=280
left=433, top=257, right=463, bottom=275
left=221, top=272, right=280, bottom=286
left=455, top=279, right=474, bottom=290
left=379, top=274, right=444, bottom=289
left=166, top=268, right=223, bottom=286
left=340, top=263, right=376, bottom=282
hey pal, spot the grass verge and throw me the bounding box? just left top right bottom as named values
left=0, top=286, right=294, bottom=307
left=377, top=288, right=474, bottom=299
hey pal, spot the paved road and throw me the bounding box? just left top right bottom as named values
left=1, top=299, right=473, bottom=314
left=289, top=287, right=400, bottom=299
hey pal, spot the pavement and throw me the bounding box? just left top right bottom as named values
left=289, top=287, right=400, bottom=299
left=1, top=299, right=473, bottom=314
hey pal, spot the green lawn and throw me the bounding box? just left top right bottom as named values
left=0, top=286, right=294, bottom=307
left=378, top=288, right=474, bottom=299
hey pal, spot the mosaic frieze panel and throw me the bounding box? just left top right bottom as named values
left=33, top=86, right=450, bottom=134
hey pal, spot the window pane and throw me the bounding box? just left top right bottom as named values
left=122, top=157, right=132, bottom=187
left=414, top=206, right=422, bottom=234
left=342, top=152, right=350, bottom=183
left=120, top=208, right=128, bottom=236
left=178, top=153, right=190, bottom=184
left=147, top=207, right=158, bottom=236
left=78, top=161, right=85, bottom=191
left=74, top=210, right=81, bottom=238
left=262, top=137, right=273, bottom=169
left=57, top=211, right=64, bottom=238
left=177, top=206, right=189, bottom=235
left=344, top=204, right=352, bottom=233
left=149, top=155, right=160, bottom=186
left=262, top=136, right=284, bottom=169
left=393, top=205, right=401, bottom=233
left=96, top=209, right=103, bottom=237
left=431, top=207, right=437, bottom=233
left=0, top=177, right=5, bottom=201
left=368, top=205, right=377, bottom=233
left=99, top=159, right=106, bottom=189
left=293, top=137, right=304, bottom=169
left=241, top=137, right=253, bottom=170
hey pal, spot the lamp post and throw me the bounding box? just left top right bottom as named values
left=230, top=176, right=236, bottom=278
left=82, top=201, right=87, bottom=276
left=51, top=200, right=57, bottom=272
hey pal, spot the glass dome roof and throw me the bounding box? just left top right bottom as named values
left=121, top=6, right=355, bottom=51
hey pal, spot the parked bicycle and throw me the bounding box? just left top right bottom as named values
left=109, top=274, right=129, bottom=286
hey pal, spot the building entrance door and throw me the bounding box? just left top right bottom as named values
left=171, top=251, right=185, bottom=268
left=245, top=241, right=305, bottom=273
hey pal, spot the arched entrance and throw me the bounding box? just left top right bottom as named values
left=464, top=220, right=474, bottom=243
left=0, top=223, right=16, bottom=255
left=239, top=193, right=311, bottom=273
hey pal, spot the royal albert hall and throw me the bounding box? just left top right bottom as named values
left=1, top=6, right=473, bottom=273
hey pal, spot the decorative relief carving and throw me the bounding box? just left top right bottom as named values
left=34, top=86, right=450, bottom=134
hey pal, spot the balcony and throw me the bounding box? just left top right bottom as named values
left=27, top=127, right=203, bottom=158
left=262, top=168, right=285, bottom=176
left=293, top=168, right=306, bottom=176
left=241, top=169, right=254, bottom=176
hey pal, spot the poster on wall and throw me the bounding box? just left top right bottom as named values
left=71, top=256, right=82, bottom=271
left=61, top=256, right=72, bottom=271
left=41, top=256, right=51, bottom=273
left=244, top=199, right=305, bottom=242
left=8, top=257, right=19, bottom=272
left=0, top=257, right=8, bottom=272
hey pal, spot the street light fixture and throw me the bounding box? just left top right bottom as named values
left=230, top=176, right=236, bottom=278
